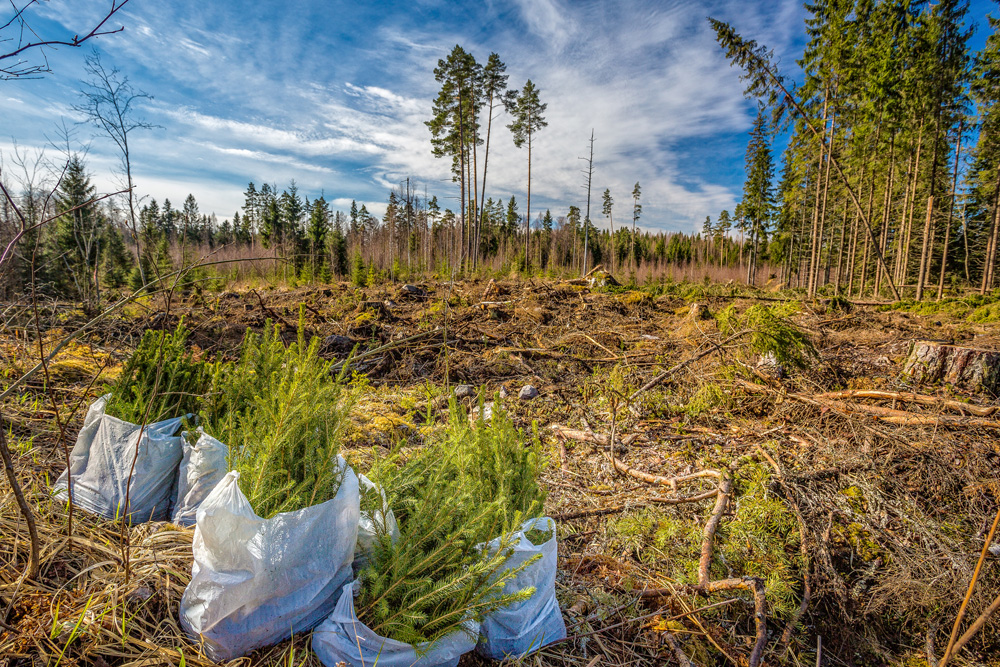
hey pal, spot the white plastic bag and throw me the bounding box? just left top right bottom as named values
left=312, top=580, right=479, bottom=667
left=171, top=429, right=228, bottom=527
left=354, top=473, right=399, bottom=572
left=476, top=517, right=566, bottom=659
left=179, top=458, right=360, bottom=661
left=53, top=394, right=186, bottom=522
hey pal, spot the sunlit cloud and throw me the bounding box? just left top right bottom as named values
left=7, top=0, right=825, bottom=231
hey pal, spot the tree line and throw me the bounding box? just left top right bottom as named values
left=711, top=0, right=1000, bottom=299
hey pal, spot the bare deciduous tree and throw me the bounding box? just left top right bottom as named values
left=74, top=50, right=157, bottom=285
left=1, top=0, right=131, bottom=80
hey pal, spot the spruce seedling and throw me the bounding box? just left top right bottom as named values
left=206, top=318, right=356, bottom=517
left=105, top=321, right=212, bottom=423
left=356, top=398, right=547, bottom=650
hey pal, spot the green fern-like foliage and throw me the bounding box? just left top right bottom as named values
left=356, top=398, right=546, bottom=648
left=716, top=303, right=816, bottom=368
left=206, top=318, right=355, bottom=517
left=105, top=321, right=212, bottom=423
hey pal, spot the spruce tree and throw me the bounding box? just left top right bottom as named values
left=51, top=155, right=106, bottom=309
left=602, top=188, right=615, bottom=273
left=307, top=196, right=331, bottom=281
left=741, top=109, right=776, bottom=286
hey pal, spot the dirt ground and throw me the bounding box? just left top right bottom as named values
left=3, top=277, right=1000, bottom=667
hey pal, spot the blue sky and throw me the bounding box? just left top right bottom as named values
left=1, top=0, right=995, bottom=233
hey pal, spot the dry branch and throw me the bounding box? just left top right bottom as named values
left=553, top=490, right=720, bottom=521
left=662, top=631, right=696, bottom=667
left=630, top=331, right=751, bottom=400
left=737, top=379, right=1000, bottom=429
left=615, top=457, right=721, bottom=490
left=0, top=423, right=37, bottom=580
left=815, top=389, right=996, bottom=417
left=940, top=505, right=1000, bottom=666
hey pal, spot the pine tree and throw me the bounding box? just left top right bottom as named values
left=631, top=182, right=642, bottom=272
left=477, top=53, right=511, bottom=250
left=427, top=45, right=480, bottom=268
left=508, top=80, right=548, bottom=264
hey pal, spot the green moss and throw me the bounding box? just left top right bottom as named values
left=608, top=508, right=702, bottom=580
left=878, top=292, right=1000, bottom=322
left=968, top=301, right=1000, bottom=323
left=833, top=521, right=883, bottom=562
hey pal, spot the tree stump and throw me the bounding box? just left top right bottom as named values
left=901, top=341, right=1000, bottom=396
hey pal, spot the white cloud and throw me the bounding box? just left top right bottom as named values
left=9, top=0, right=812, bottom=233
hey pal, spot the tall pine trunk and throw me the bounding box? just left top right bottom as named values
left=916, top=114, right=943, bottom=301
left=936, top=125, right=963, bottom=300
left=808, top=90, right=830, bottom=298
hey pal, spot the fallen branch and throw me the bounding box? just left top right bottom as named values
left=630, top=331, right=751, bottom=401
left=331, top=329, right=442, bottom=373
left=552, top=491, right=720, bottom=521
left=251, top=289, right=293, bottom=328
left=736, top=379, right=1000, bottom=429
left=642, top=577, right=768, bottom=667
left=946, top=593, right=1000, bottom=663
left=814, top=389, right=996, bottom=417
left=615, top=456, right=721, bottom=490
left=940, top=505, right=1000, bottom=666
left=0, top=422, right=38, bottom=581
left=699, top=477, right=733, bottom=586
left=662, top=631, right=696, bottom=667
left=758, top=445, right=813, bottom=654
left=551, top=425, right=642, bottom=448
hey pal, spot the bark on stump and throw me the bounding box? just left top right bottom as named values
left=902, top=341, right=1000, bottom=396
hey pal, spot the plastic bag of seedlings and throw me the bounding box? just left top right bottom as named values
left=53, top=394, right=186, bottom=523
left=171, top=428, right=228, bottom=527
left=476, top=517, right=566, bottom=659
left=179, top=457, right=360, bottom=661
left=312, top=580, right=479, bottom=667
left=354, top=474, right=400, bottom=572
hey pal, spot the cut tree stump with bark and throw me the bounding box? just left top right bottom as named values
left=901, top=341, right=1000, bottom=396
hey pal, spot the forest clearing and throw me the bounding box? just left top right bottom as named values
left=6, top=0, right=1000, bottom=665
left=3, top=275, right=1000, bottom=666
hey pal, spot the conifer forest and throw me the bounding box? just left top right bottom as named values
left=6, top=1, right=1000, bottom=667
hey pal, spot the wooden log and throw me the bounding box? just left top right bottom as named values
left=902, top=341, right=1000, bottom=396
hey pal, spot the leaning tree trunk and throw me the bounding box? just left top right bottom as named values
left=902, top=341, right=1000, bottom=397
